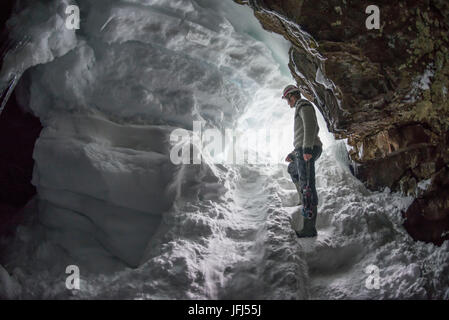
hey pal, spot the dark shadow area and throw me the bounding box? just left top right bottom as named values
left=0, top=0, right=42, bottom=240
left=0, top=0, right=17, bottom=66
left=0, top=88, right=42, bottom=238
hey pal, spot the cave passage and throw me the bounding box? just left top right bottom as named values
left=0, top=0, right=448, bottom=300
left=0, top=89, right=42, bottom=239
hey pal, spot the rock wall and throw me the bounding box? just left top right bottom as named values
left=237, top=0, right=449, bottom=244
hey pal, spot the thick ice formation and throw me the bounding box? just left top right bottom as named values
left=1, top=0, right=290, bottom=273
left=0, top=0, right=448, bottom=299
left=0, top=0, right=77, bottom=113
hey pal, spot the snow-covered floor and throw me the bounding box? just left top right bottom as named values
left=2, top=143, right=448, bottom=299
left=0, top=0, right=448, bottom=299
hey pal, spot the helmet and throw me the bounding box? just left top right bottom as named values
left=282, top=85, right=301, bottom=99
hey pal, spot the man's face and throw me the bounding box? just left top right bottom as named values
left=286, top=93, right=297, bottom=108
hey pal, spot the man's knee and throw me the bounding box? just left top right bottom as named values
left=287, top=162, right=299, bottom=183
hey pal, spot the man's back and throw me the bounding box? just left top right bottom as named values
left=293, top=99, right=322, bottom=150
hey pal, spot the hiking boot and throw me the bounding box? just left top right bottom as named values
left=296, top=206, right=317, bottom=238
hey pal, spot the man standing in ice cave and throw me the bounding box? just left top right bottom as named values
left=283, top=84, right=323, bottom=238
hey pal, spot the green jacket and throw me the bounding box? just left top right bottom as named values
left=293, top=98, right=322, bottom=154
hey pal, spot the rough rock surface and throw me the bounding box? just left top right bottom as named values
left=237, top=0, right=449, bottom=245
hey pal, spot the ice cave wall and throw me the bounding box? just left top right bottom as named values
left=0, top=0, right=286, bottom=271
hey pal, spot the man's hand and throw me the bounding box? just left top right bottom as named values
left=303, top=153, right=312, bottom=161
left=285, top=154, right=293, bottom=162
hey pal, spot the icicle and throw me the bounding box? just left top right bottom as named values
left=0, top=36, right=30, bottom=116
left=0, top=74, right=20, bottom=115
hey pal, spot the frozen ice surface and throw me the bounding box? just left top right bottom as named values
left=0, top=0, right=77, bottom=113
left=0, top=0, right=447, bottom=299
